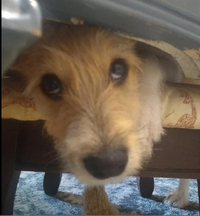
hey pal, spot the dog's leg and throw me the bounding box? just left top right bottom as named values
left=165, top=179, right=190, bottom=208
left=83, top=186, right=119, bottom=215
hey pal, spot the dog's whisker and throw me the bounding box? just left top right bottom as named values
left=44, top=155, right=67, bottom=170
left=43, top=150, right=58, bottom=157
left=153, top=148, right=163, bottom=151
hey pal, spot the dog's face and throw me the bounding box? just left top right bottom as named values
left=10, top=21, right=151, bottom=185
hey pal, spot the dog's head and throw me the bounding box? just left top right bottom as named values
left=7, top=20, right=152, bottom=185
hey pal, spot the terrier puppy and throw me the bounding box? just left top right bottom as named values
left=7, top=20, right=173, bottom=214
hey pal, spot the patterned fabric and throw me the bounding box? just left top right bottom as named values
left=14, top=172, right=199, bottom=215
left=2, top=84, right=44, bottom=121
left=2, top=83, right=200, bottom=129
left=162, top=84, right=200, bottom=129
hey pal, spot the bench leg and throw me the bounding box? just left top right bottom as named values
left=137, top=177, right=154, bottom=198
left=2, top=120, right=21, bottom=215
left=2, top=171, right=21, bottom=215
left=43, top=172, right=62, bottom=196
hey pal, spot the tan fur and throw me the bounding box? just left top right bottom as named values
left=9, top=20, right=165, bottom=214
left=84, top=186, right=118, bottom=215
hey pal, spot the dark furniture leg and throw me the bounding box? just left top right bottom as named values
left=2, top=120, right=21, bottom=215
left=197, top=179, right=200, bottom=212
left=137, top=177, right=154, bottom=198
left=2, top=171, right=21, bottom=215
left=43, top=172, right=62, bottom=196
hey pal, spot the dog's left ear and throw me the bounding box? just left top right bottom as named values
left=134, top=42, right=183, bottom=83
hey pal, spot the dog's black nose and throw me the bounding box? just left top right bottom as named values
left=83, top=148, right=128, bottom=179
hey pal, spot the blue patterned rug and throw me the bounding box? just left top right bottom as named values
left=14, top=172, right=199, bottom=215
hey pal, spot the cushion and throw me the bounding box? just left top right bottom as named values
left=2, top=83, right=200, bottom=129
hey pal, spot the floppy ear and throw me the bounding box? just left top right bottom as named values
left=2, top=42, right=46, bottom=95
left=2, top=20, right=60, bottom=94
left=3, top=51, right=31, bottom=93
left=3, top=68, right=28, bottom=92
left=135, top=41, right=183, bottom=83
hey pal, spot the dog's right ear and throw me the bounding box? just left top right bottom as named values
left=2, top=47, right=36, bottom=93
left=2, top=68, right=28, bottom=93
left=2, top=42, right=45, bottom=95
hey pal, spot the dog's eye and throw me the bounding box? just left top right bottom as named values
left=40, top=73, right=62, bottom=99
left=110, top=59, right=128, bottom=82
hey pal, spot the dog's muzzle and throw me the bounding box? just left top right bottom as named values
left=83, top=147, right=128, bottom=179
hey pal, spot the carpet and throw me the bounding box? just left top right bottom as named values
left=14, top=172, right=199, bottom=215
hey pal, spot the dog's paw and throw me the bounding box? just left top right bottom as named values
left=84, top=204, right=119, bottom=215
left=164, top=189, right=189, bottom=208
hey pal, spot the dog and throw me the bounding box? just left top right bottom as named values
left=165, top=179, right=190, bottom=208
left=5, top=20, right=185, bottom=214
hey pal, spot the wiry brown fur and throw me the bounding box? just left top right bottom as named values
left=9, top=20, right=165, bottom=214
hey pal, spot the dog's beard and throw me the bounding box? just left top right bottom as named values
left=54, top=130, right=152, bottom=186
